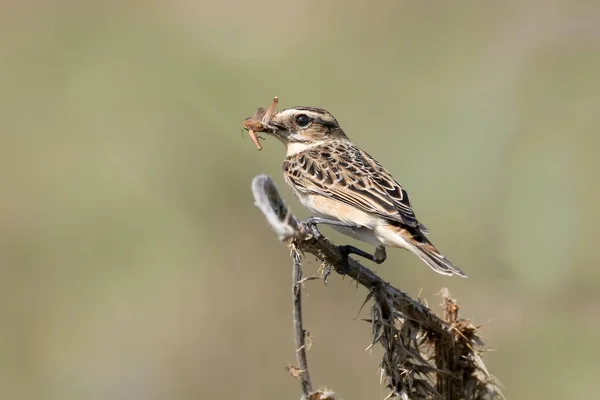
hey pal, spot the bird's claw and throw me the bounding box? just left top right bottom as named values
left=321, top=246, right=354, bottom=287
left=302, top=218, right=323, bottom=241
left=337, top=245, right=353, bottom=274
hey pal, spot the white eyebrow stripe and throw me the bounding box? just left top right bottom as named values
left=276, top=108, right=329, bottom=120
left=276, top=109, right=298, bottom=119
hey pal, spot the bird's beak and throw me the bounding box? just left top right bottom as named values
left=264, top=120, right=288, bottom=136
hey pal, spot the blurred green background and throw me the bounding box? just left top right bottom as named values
left=2, top=0, right=600, bottom=399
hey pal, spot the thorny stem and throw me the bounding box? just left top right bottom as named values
left=292, top=248, right=313, bottom=398
left=251, top=175, right=502, bottom=400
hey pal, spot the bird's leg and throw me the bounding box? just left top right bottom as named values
left=304, top=216, right=361, bottom=229
left=302, top=216, right=361, bottom=241
left=340, top=244, right=387, bottom=265
left=302, top=217, right=385, bottom=285
left=323, top=245, right=387, bottom=284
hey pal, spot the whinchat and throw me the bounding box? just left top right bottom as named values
left=245, top=100, right=466, bottom=278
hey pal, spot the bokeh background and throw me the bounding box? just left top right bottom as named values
left=2, top=1, right=600, bottom=399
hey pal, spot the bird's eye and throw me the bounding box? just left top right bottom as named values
left=295, top=114, right=311, bottom=127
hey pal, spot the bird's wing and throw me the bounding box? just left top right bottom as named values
left=283, top=141, right=428, bottom=231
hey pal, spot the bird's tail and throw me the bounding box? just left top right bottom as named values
left=400, top=228, right=467, bottom=278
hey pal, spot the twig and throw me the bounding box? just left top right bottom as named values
left=292, top=247, right=313, bottom=398
left=251, top=175, right=503, bottom=399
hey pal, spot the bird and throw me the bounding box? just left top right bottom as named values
left=258, top=105, right=466, bottom=278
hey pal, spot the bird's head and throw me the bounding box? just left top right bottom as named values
left=264, top=106, right=349, bottom=151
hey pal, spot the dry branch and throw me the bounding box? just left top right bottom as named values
left=291, top=247, right=313, bottom=397
left=251, top=175, right=503, bottom=400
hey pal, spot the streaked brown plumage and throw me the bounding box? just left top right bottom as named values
left=260, top=105, right=466, bottom=277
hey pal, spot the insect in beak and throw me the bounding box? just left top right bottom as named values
left=242, top=97, right=279, bottom=151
